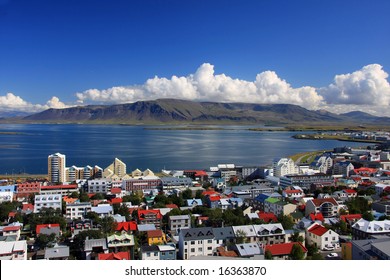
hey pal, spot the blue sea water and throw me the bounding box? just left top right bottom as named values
left=0, top=124, right=364, bottom=174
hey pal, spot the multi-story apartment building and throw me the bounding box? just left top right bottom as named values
left=122, top=178, right=162, bottom=193
left=351, top=218, right=390, bottom=240
left=178, top=227, right=218, bottom=260
left=48, top=152, right=66, bottom=183
left=264, top=197, right=296, bottom=216
left=160, top=177, right=193, bottom=190
left=279, top=174, right=334, bottom=190
left=273, top=158, right=300, bottom=177
left=168, top=214, right=191, bottom=233
left=87, top=179, right=111, bottom=193
left=40, top=184, right=78, bottom=196
left=310, top=155, right=333, bottom=174
left=333, top=161, right=355, bottom=176
left=34, top=194, right=62, bottom=213
left=372, top=201, right=390, bottom=216
left=90, top=204, right=113, bottom=218
left=103, top=158, right=127, bottom=178
left=138, top=209, right=162, bottom=229
left=0, top=240, right=27, bottom=260
left=66, top=202, right=92, bottom=220
left=16, top=182, right=42, bottom=199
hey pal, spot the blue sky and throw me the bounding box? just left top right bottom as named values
left=1, top=0, right=390, bottom=116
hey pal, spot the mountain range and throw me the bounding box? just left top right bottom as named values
left=3, top=99, right=390, bottom=126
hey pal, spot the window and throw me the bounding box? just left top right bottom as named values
left=191, top=241, right=195, bottom=245
left=198, top=248, right=202, bottom=252
left=191, top=248, right=195, bottom=252
left=208, top=240, right=212, bottom=243
left=325, top=237, right=328, bottom=241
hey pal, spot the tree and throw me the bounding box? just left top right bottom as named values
left=181, top=189, right=193, bottom=200
left=70, top=192, right=79, bottom=199
left=117, top=204, right=131, bottom=221
left=290, top=243, right=305, bottom=260
left=195, top=190, right=204, bottom=199
left=79, top=192, right=90, bottom=202
left=100, top=216, right=116, bottom=235
left=362, top=211, right=374, bottom=221
left=278, top=214, right=294, bottom=230
left=265, top=250, right=273, bottom=260
left=35, top=233, right=56, bottom=249
left=90, top=193, right=105, bottom=200
left=123, top=194, right=141, bottom=205
left=290, top=231, right=304, bottom=243
left=235, top=229, right=247, bottom=244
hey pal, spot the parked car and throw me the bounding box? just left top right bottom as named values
left=326, top=253, right=338, bottom=258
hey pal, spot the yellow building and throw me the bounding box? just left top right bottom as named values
left=147, top=229, right=166, bottom=245
left=341, top=242, right=352, bottom=260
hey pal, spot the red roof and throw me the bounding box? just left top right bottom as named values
left=343, top=189, right=357, bottom=194
left=209, top=195, right=221, bottom=202
left=22, top=203, right=34, bottom=211
left=284, top=189, right=303, bottom=194
left=258, top=212, right=278, bottom=223
left=36, top=224, right=60, bottom=234
left=110, top=188, right=122, bottom=194
left=310, top=198, right=338, bottom=207
left=340, top=214, right=362, bottom=223
left=115, top=221, right=137, bottom=232
left=3, top=226, right=21, bottom=232
left=308, top=223, right=329, bottom=236
left=165, top=204, right=179, bottom=209
left=202, top=190, right=218, bottom=196
left=138, top=209, right=162, bottom=220
left=309, top=212, right=324, bottom=222
left=98, top=252, right=130, bottom=260
left=265, top=242, right=307, bottom=256
left=8, top=212, right=17, bottom=218
left=41, top=184, right=77, bottom=190
left=110, top=198, right=123, bottom=204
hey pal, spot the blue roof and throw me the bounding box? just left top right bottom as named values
left=254, top=193, right=270, bottom=203
left=0, top=185, right=16, bottom=192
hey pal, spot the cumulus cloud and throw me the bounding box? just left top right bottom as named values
left=0, top=93, right=67, bottom=113
left=319, top=64, right=390, bottom=105
left=75, top=63, right=324, bottom=109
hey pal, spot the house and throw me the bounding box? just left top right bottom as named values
left=309, top=212, right=324, bottom=223
left=168, top=214, right=191, bottom=234
left=0, top=240, right=27, bottom=260
left=232, top=243, right=263, bottom=259
left=212, top=226, right=235, bottom=246
left=265, top=242, right=307, bottom=260
left=258, top=212, right=278, bottom=223
left=98, top=251, right=130, bottom=260
left=44, top=245, right=70, bottom=260
left=157, top=244, right=176, bottom=260
left=351, top=218, right=390, bottom=240
left=138, top=209, right=162, bottom=229
left=372, top=201, right=390, bottom=216
left=115, top=221, right=137, bottom=234
left=36, top=224, right=61, bottom=237
left=305, top=198, right=339, bottom=218
left=340, top=214, right=362, bottom=228
left=282, top=189, right=304, bottom=200
left=186, top=198, right=203, bottom=208
left=84, top=238, right=108, bottom=260
left=147, top=229, right=166, bottom=245
left=264, top=197, right=296, bottom=216
left=253, top=224, right=285, bottom=246
left=90, top=204, right=113, bottom=218
left=140, top=245, right=160, bottom=260
left=178, top=227, right=217, bottom=260
left=106, top=233, right=135, bottom=257
left=306, top=223, right=339, bottom=250
left=342, top=189, right=358, bottom=199
left=1, top=225, right=22, bottom=241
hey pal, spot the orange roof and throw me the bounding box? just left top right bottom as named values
left=115, top=221, right=137, bottom=232
left=209, top=195, right=221, bottom=202
left=308, top=224, right=328, bottom=236
left=265, top=242, right=307, bottom=256
left=147, top=229, right=164, bottom=238
left=284, top=189, right=303, bottom=194
left=63, top=197, right=78, bottom=204
left=8, top=212, right=17, bottom=218
left=98, top=252, right=130, bottom=260
left=202, top=190, right=218, bottom=196
left=311, top=198, right=338, bottom=207
left=22, top=203, right=34, bottom=211
left=36, top=224, right=60, bottom=234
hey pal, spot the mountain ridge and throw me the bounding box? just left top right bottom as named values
left=4, top=99, right=390, bottom=125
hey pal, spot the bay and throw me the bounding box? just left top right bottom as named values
left=0, top=124, right=364, bottom=175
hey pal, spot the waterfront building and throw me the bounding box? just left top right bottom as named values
left=103, top=158, right=127, bottom=179
left=279, top=174, right=334, bottom=190
left=48, top=152, right=66, bottom=183
left=273, top=158, right=300, bottom=177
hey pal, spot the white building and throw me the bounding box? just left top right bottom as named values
left=48, top=152, right=66, bottom=183
left=66, top=202, right=92, bottom=220
left=178, top=227, right=219, bottom=260
left=34, top=194, right=62, bottom=213
left=273, top=158, right=299, bottom=177
left=88, top=179, right=112, bottom=193
left=306, top=223, right=339, bottom=250
left=0, top=240, right=27, bottom=260
left=0, top=191, right=13, bottom=203
left=169, top=214, right=191, bottom=234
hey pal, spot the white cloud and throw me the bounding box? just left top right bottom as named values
left=0, top=93, right=67, bottom=113
left=319, top=64, right=390, bottom=105
left=75, top=63, right=324, bottom=109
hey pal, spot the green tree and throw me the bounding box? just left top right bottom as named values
left=79, top=192, right=90, bottom=202
left=0, top=201, right=21, bottom=222
left=35, top=233, right=56, bottom=248
left=117, top=204, right=131, bottom=221
left=90, top=193, right=105, bottom=200
left=181, top=188, right=193, bottom=200
left=70, top=192, right=79, bottom=199
left=362, top=211, right=374, bottom=221
left=290, top=243, right=305, bottom=260
left=290, top=231, right=304, bottom=243
left=265, top=250, right=273, bottom=260
left=123, top=194, right=141, bottom=205
left=195, top=190, right=204, bottom=199
left=278, top=214, right=294, bottom=230
left=235, top=229, right=247, bottom=244
left=100, top=216, right=116, bottom=235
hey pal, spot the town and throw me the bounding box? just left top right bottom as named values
left=1, top=142, right=390, bottom=261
